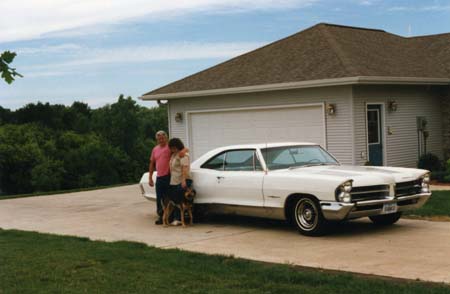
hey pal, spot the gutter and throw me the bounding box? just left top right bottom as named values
left=139, top=76, right=450, bottom=101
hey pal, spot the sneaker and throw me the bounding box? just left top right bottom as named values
left=171, top=220, right=182, bottom=226
left=155, top=217, right=163, bottom=225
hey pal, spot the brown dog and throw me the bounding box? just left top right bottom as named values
left=162, top=187, right=196, bottom=227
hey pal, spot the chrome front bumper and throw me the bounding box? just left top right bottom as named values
left=320, top=193, right=431, bottom=221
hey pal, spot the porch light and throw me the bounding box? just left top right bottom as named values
left=175, top=112, right=183, bottom=122
left=327, top=104, right=336, bottom=115
left=388, top=100, right=398, bottom=112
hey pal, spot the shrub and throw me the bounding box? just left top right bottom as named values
left=444, top=159, right=450, bottom=183
left=417, top=153, right=442, bottom=172
left=431, top=171, right=447, bottom=182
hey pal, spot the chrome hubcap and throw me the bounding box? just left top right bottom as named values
left=304, top=209, right=313, bottom=221
left=295, top=199, right=318, bottom=231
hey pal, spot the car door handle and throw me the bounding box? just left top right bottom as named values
left=216, top=176, right=224, bottom=180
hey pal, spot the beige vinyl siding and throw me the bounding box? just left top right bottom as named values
left=353, top=85, right=443, bottom=167
left=168, top=85, right=354, bottom=165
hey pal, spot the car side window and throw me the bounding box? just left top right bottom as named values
left=224, top=150, right=256, bottom=171
left=201, top=153, right=225, bottom=170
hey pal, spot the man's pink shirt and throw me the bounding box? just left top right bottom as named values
left=151, top=144, right=171, bottom=177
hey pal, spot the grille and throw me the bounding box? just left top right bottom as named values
left=395, top=180, right=422, bottom=197
left=351, top=185, right=390, bottom=202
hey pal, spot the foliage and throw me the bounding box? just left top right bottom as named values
left=417, top=153, right=443, bottom=172
left=445, top=159, right=450, bottom=182
left=1, top=229, right=450, bottom=294
left=430, top=171, right=448, bottom=182
left=0, top=51, right=22, bottom=84
left=0, top=96, right=167, bottom=195
left=31, top=159, right=65, bottom=191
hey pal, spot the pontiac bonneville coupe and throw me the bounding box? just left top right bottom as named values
left=140, top=142, right=431, bottom=236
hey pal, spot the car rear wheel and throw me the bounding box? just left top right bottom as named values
left=192, top=205, right=207, bottom=222
left=291, top=196, right=327, bottom=236
left=369, top=212, right=402, bottom=225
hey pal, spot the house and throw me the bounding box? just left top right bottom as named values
left=140, top=23, right=450, bottom=167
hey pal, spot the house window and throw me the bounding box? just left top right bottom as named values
left=367, top=109, right=380, bottom=144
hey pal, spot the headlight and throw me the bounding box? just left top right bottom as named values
left=336, top=180, right=353, bottom=203
left=422, top=173, right=430, bottom=184
left=421, top=172, right=431, bottom=193
left=342, top=181, right=352, bottom=193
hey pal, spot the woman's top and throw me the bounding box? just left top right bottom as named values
left=169, top=152, right=192, bottom=185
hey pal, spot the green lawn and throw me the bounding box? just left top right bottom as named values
left=404, top=191, right=450, bottom=218
left=0, top=229, right=449, bottom=293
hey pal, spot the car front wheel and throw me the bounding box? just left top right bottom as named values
left=369, top=212, right=402, bottom=225
left=291, top=196, right=327, bottom=236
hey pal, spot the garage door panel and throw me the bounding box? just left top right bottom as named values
left=189, top=105, right=325, bottom=159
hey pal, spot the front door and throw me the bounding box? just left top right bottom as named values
left=367, top=104, right=384, bottom=166
left=216, top=149, right=264, bottom=206
left=193, top=149, right=264, bottom=206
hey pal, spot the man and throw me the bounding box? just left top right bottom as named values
left=149, top=131, right=186, bottom=225
left=149, top=131, right=171, bottom=225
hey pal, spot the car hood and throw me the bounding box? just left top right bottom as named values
left=273, top=165, right=428, bottom=187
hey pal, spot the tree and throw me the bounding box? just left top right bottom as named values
left=31, top=159, right=65, bottom=192
left=91, top=95, right=140, bottom=154
left=0, top=96, right=168, bottom=196
left=0, top=106, right=12, bottom=125
left=0, top=51, right=22, bottom=84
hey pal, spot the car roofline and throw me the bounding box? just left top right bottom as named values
left=219, top=142, right=319, bottom=150
left=192, top=142, right=322, bottom=168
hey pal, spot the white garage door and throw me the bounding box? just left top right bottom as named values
left=188, top=104, right=326, bottom=159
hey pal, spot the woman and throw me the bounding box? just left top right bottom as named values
left=167, top=138, right=192, bottom=226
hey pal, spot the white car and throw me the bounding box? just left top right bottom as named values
left=140, top=142, right=431, bottom=236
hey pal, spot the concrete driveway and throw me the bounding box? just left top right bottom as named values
left=1, top=184, right=449, bottom=284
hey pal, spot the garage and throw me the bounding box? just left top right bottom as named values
left=187, top=104, right=326, bottom=159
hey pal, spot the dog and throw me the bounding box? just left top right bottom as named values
left=162, top=187, right=196, bottom=227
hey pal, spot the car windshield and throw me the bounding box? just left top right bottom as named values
left=260, top=145, right=339, bottom=170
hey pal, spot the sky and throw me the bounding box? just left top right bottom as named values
left=1, top=0, right=450, bottom=109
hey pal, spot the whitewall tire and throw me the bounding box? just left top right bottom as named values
left=291, top=196, right=327, bottom=236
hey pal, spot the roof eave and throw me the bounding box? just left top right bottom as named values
left=139, top=76, right=450, bottom=101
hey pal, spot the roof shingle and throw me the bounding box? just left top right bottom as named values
left=144, top=23, right=450, bottom=96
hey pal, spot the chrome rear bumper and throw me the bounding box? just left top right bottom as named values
left=320, top=193, right=431, bottom=221
left=140, top=183, right=156, bottom=201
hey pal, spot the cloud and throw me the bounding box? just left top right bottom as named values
left=24, top=70, right=79, bottom=78
left=0, top=0, right=317, bottom=43
left=21, top=41, right=264, bottom=77
left=388, top=5, right=450, bottom=12
left=15, top=44, right=83, bottom=55
left=358, top=0, right=375, bottom=6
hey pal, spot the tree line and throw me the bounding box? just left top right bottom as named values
left=0, top=95, right=167, bottom=195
